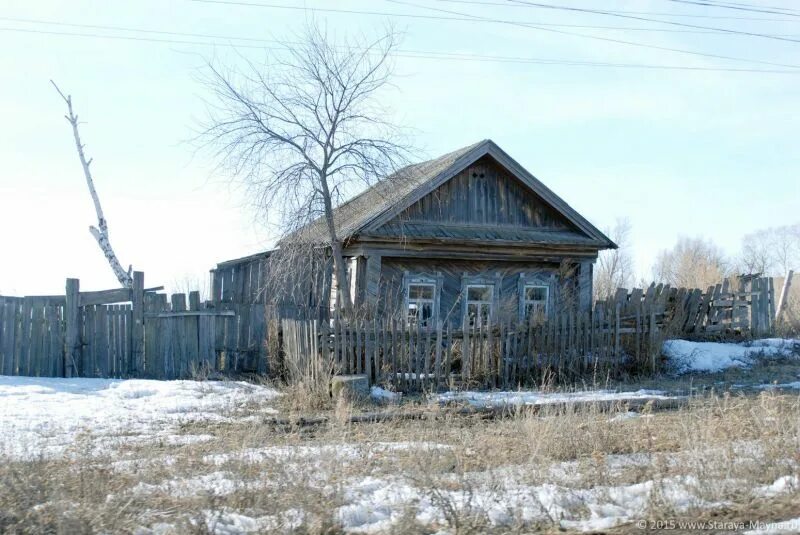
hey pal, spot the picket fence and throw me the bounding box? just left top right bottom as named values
left=281, top=276, right=777, bottom=391
left=282, top=308, right=660, bottom=391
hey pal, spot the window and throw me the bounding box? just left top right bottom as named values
left=407, top=282, right=436, bottom=326
left=465, top=284, right=493, bottom=327
left=522, top=284, right=549, bottom=321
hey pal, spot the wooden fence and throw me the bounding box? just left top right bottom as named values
left=0, top=273, right=267, bottom=379
left=282, top=307, right=659, bottom=391
left=0, top=272, right=779, bottom=384
left=281, top=276, right=778, bottom=391
left=597, top=276, right=776, bottom=337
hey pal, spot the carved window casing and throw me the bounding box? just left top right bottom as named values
left=403, top=273, right=441, bottom=327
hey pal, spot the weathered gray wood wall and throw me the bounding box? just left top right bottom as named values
left=0, top=272, right=266, bottom=380
left=375, top=257, right=566, bottom=327
left=211, top=249, right=331, bottom=320
left=384, top=156, right=573, bottom=230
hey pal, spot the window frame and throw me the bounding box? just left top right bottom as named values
left=403, top=274, right=440, bottom=327
left=517, top=273, right=554, bottom=323
left=521, top=284, right=549, bottom=322
left=464, top=283, right=494, bottom=328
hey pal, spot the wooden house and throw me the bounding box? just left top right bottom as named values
left=212, top=140, right=616, bottom=327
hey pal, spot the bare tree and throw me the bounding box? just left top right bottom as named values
left=653, top=236, right=729, bottom=289
left=593, top=218, right=634, bottom=301
left=738, top=223, right=800, bottom=276
left=739, top=228, right=773, bottom=275
left=198, top=24, right=409, bottom=315
left=52, top=81, right=133, bottom=288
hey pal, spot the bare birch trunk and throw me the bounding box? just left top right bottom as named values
left=52, top=81, right=133, bottom=288
left=319, top=169, right=353, bottom=315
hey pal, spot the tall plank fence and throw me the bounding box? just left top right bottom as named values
left=0, top=272, right=267, bottom=379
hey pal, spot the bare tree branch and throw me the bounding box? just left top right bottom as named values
left=593, top=218, right=634, bottom=301
left=197, top=22, right=412, bottom=315
left=52, top=80, right=133, bottom=288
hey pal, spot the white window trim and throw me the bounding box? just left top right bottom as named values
left=403, top=275, right=440, bottom=327
left=522, top=284, right=549, bottom=320
left=465, top=283, right=494, bottom=328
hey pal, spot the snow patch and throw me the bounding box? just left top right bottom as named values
left=663, top=339, right=798, bottom=374
left=436, top=389, right=672, bottom=408
left=0, top=376, right=279, bottom=460
left=370, top=386, right=401, bottom=402
left=754, top=381, right=800, bottom=390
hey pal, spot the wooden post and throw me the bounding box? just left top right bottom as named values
left=775, top=271, right=794, bottom=324
left=65, top=278, right=80, bottom=377
left=130, top=271, right=145, bottom=375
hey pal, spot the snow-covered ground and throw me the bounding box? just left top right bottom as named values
left=436, top=388, right=674, bottom=408
left=0, top=376, right=280, bottom=459
left=663, top=338, right=798, bottom=374
left=2, top=339, right=799, bottom=535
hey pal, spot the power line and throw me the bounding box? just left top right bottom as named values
left=503, top=0, right=800, bottom=43
left=379, top=0, right=800, bottom=69
left=0, top=13, right=779, bottom=38
left=667, top=0, right=800, bottom=17
left=433, top=0, right=798, bottom=20
left=2, top=24, right=798, bottom=74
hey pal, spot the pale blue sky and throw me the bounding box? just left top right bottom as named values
left=1, top=0, right=798, bottom=295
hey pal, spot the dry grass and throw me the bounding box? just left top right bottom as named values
left=1, top=386, right=799, bottom=534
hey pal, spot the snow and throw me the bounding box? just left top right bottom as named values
left=336, top=472, right=737, bottom=533
left=370, top=386, right=401, bottom=402
left=202, top=509, right=305, bottom=535
left=754, top=381, right=800, bottom=390
left=663, top=338, right=798, bottom=374
left=436, top=388, right=673, bottom=408
left=131, top=471, right=244, bottom=498
left=754, top=475, right=799, bottom=498
left=335, top=470, right=800, bottom=533
left=0, top=376, right=280, bottom=459
left=201, top=442, right=449, bottom=467
left=135, top=510, right=305, bottom=535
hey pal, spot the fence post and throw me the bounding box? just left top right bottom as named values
left=65, top=278, right=80, bottom=378
left=131, top=271, right=145, bottom=376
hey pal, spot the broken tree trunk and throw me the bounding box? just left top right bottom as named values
left=52, top=80, right=133, bottom=288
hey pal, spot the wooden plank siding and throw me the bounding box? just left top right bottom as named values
left=0, top=271, right=270, bottom=380
left=387, top=156, right=574, bottom=230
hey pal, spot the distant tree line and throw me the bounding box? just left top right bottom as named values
left=594, top=221, right=800, bottom=300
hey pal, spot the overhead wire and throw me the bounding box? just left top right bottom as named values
left=377, top=0, right=800, bottom=69
left=503, top=0, right=800, bottom=43
left=1, top=23, right=798, bottom=74
left=666, top=0, right=800, bottom=17
left=431, top=0, right=798, bottom=21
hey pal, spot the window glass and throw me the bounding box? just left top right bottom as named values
left=522, top=284, right=549, bottom=321
left=407, top=282, right=436, bottom=326
left=465, top=284, right=493, bottom=327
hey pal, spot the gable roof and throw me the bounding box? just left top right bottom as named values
left=290, top=139, right=616, bottom=249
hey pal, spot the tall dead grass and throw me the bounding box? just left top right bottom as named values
left=1, top=391, right=798, bottom=534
